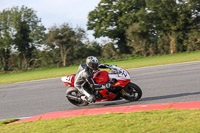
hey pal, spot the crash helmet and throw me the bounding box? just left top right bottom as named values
left=86, top=56, right=99, bottom=70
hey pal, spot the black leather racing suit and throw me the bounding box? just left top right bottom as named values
left=74, top=64, right=110, bottom=98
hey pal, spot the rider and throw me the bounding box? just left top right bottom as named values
left=74, top=56, right=112, bottom=103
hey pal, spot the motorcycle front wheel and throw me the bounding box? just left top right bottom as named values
left=66, top=87, right=88, bottom=106
left=123, top=82, right=142, bottom=101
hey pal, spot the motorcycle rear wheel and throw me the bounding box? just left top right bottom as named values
left=66, top=87, right=88, bottom=106
left=123, top=82, right=142, bottom=101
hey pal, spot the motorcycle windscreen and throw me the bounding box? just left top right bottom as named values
left=93, top=71, right=109, bottom=84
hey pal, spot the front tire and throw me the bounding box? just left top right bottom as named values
left=123, top=82, right=142, bottom=101
left=66, top=87, right=88, bottom=106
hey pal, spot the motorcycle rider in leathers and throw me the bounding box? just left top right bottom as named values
left=74, top=56, right=112, bottom=103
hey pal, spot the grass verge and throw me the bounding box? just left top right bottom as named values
left=0, top=51, right=200, bottom=84
left=1, top=109, right=200, bottom=133
left=0, top=119, right=19, bottom=126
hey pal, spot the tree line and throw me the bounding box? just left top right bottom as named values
left=0, top=6, right=101, bottom=72
left=0, top=0, right=200, bottom=72
left=88, top=0, right=200, bottom=55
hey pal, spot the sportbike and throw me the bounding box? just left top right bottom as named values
left=61, top=65, right=142, bottom=106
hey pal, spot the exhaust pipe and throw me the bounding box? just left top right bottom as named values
left=66, top=95, right=81, bottom=102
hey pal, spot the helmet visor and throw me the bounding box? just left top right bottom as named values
left=91, top=63, right=98, bottom=70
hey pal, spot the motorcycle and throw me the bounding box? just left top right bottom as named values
left=61, top=65, right=142, bottom=106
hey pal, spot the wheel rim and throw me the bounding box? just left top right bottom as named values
left=128, top=86, right=140, bottom=100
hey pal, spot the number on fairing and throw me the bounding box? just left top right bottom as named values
left=119, top=69, right=127, bottom=77
left=66, top=76, right=72, bottom=82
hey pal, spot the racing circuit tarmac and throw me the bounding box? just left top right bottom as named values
left=0, top=61, right=200, bottom=120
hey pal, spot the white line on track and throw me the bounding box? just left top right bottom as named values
left=0, top=116, right=31, bottom=121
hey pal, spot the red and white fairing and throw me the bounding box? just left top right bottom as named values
left=108, top=65, right=130, bottom=87
left=61, top=74, right=75, bottom=87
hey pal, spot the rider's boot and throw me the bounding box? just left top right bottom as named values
left=87, top=94, right=96, bottom=103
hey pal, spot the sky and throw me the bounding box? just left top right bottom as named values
left=0, top=0, right=102, bottom=41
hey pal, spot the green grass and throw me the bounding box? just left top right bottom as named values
left=0, top=119, right=19, bottom=126
left=0, top=51, right=200, bottom=84
left=1, top=109, right=200, bottom=133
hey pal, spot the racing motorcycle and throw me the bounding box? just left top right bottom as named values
left=61, top=65, right=142, bottom=106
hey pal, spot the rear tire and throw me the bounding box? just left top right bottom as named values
left=66, top=87, right=88, bottom=106
left=123, top=82, right=142, bottom=101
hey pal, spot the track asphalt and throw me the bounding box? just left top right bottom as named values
left=14, top=101, right=200, bottom=123
left=1, top=61, right=200, bottom=120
